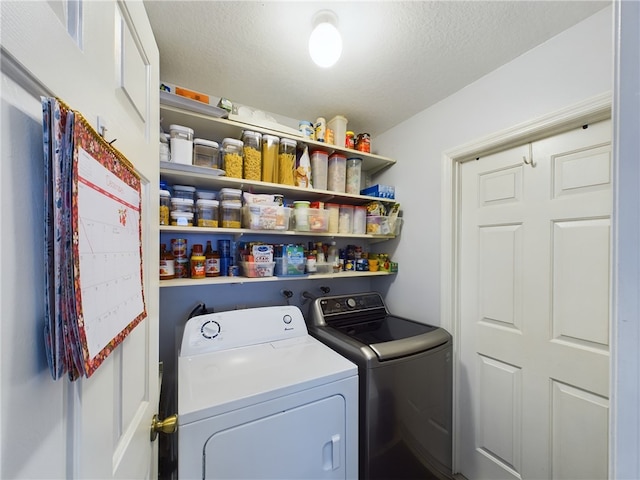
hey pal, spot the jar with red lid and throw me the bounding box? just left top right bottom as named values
left=355, top=133, right=371, bottom=153
left=328, top=152, right=346, bottom=193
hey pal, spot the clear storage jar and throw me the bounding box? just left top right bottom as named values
left=338, top=204, right=354, bottom=234
left=310, top=150, right=328, bottom=190
left=278, top=138, right=297, bottom=186
left=170, top=197, right=194, bottom=213
left=222, top=138, right=244, bottom=179
left=159, top=189, right=171, bottom=225
left=170, top=211, right=193, bottom=226
left=328, top=152, right=347, bottom=192
left=346, top=157, right=362, bottom=195
left=353, top=205, right=367, bottom=234
left=326, top=203, right=340, bottom=233
left=193, top=139, right=219, bottom=168
left=261, top=134, right=279, bottom=183
left=242, top=130, right=262, bottom=181
left=172, top=185, right=196, bottom=202
left=196, top=199, right=219, bottom=227
left=220, top=200, right=242, bottom=228
left=169, top=124, right=194, bottom=164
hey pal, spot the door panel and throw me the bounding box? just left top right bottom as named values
left=458, top=120, right=611, bottom=479
left=0, top=1, right=159, bottom=478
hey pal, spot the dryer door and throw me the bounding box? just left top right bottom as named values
left=203, top=394, right=346, bottom=479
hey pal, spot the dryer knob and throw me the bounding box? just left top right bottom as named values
left=346, top=298, right=357, bottom=309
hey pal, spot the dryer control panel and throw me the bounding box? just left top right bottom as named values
left=180, top=305, right=308, bottom=357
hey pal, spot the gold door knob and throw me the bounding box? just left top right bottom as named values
left=150, top=414, right=178, bottom=441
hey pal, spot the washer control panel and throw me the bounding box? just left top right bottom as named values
left=318, top=292, right=386, bottom=316
left=180, top=305, right=307, bottom=357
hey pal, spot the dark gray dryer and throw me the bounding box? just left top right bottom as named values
left=307, top=292, right=453, bottom=480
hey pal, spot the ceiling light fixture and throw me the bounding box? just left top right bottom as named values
left=309, top=10, right=342, bottom=68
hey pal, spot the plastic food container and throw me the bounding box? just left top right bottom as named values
left=160, top=189, right=171, bottom=225
left=169, top=124, right=194, bottom=164
left=328, top=152, right=346, bottom=192
left=220, top=200, right=242, bottom=228
left=278, top=138, right=297, bottom=185
left=240, top=261, right=275, bottom=278
left=338, top=204, right=354, bottom=234
left=327, top=115, right=348, bottom=147
left=242, top=130, right=262, bottom=181
left=222, top=138, right=244, bottom=179
left=242, top=205, right=292, bottom=230
left=325, top=203, right=340, bottom=233
left=366, top=215, right=392, bottom=235
left=196, top=190, right=216, bottom=200
left=172, top=185, right=196, bottom=201
left=310, top=150, right=328, bottom=190
left=315, top=262, right=333, bottom=274
left=219, top=188, right=242, bottom=204
left=353, top=205, right=367, bottom=234
left=170, top=197, right=194, bottom=213
left=192, top=139, right=219, bottom=168
left=294, top=208, right=329, bottom=232
left=170, top=211, right=193, bottom=226
left=346, top=157, right=362, bottom=194
left=261, top=134, right=279, bottom=183
left=196, top=199, right=219, bottom=227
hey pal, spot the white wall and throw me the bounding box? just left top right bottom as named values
left=373, top=6, right=613, bottom=324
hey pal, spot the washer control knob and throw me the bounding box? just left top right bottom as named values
left=201, top=320, right=221, bottom=339
left=283, top=314, right=292, bottom=324
left=346, top=298, right=357, bottom=309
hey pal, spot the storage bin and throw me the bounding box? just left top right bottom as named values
left=169, top=124, right=194, bottom=164
left=366, top=215, right=393, bottom=235
left=240, top=261, right=275, bottom=278
left=196, top=199, right=219, bottom=227
left=314, top=262, right=333, bottom=274
left=328, top=153, right=346, bottom=192
left=310, top=150, right=328, bottom=190
left=242, top=205, right=292, bottom=230
left=192, top=138, right=219, bottom=168
left=222, top=138, right=244, bottom=178
left=242, top=130, right=262, bottom=181
left=293, top=208, right=329, bottom=232
left=327, top=115, right=348, bottom=147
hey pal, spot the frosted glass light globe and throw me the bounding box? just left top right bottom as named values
left=309, top=22, right=342, bottom=68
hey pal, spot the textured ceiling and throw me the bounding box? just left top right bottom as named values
left=144, top=1, right=609, bottom=137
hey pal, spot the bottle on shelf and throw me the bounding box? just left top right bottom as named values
left=190, top=244, right=206, bottom=279
left=204, top=240, right=220, bottom=277
left=160, top=244, right=175, bottom=280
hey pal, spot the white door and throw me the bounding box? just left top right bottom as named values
left=1, top=1, right=160, bottom=478
left=457, top=120, right=611, bottom=479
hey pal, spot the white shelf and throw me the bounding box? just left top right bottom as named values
left=159, top=225, right=396, bottom=241
left=159, top=270, right=395, bottom=288
left=160, top=162, right=397, bottom=205
left=160, top=103, right=396, bottom=176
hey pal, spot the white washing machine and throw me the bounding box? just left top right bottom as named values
left=178, top=305, right=358, bottom=480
